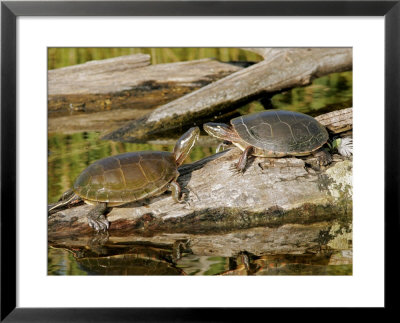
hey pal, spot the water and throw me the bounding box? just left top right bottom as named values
left=48, top=48, right=352, bottom=275
left=48, top=246, right=352, bottom=276
left=48, top=47, right=262, bottom=70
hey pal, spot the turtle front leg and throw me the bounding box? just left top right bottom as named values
left=236, top=146, right=254, bottom=173
left=170, top=180, right=186, bottom=203
left=87, top=203, right=109, bottom=232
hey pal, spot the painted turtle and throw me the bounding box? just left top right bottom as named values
left=203, top=110, right=331, bottom=172
left=49, top=127, right=200, bottom=231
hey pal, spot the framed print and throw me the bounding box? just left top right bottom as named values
left=1, top=0, right=398, bottom=321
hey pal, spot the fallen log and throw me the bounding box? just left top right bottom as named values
left=48, top=108, right=150, bottom=135
left=48, top=149, right=352, bottom=255
left=103, top=48, right=352, bottom=142
left=48, top=149, right=352, bottom=235
left=48, top=109, right=353, bottom=256
left=315, top=107, right=353, bottom=133
left=48, top=56, right=242, bottom=118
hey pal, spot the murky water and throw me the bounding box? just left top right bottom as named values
left=48, top=48, right=352, bottom=275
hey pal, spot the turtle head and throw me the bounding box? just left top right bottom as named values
left=203, top=123, right=236, bottom=141
left=173, top=127, right=200, bottom=166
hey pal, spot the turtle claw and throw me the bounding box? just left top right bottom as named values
left=88, top=215, right=109, bottom=232
left=314, top=150, right=332, bottom=166
left=183, top=199, right=193, bottom=209
left=229, top=163, right=243, bottom=176
left=178, top=193, right=194, bottom=209
left=87, top=203, right=109, bottom=232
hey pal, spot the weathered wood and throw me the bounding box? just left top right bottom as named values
left=48, top=53, right=151, bottom=94
left=48, top=56, right=242, bottom=117
left=48, top=149, right=352, bottom=235
left=48, top=108, right=353, bottom=255
left=315, top=107, right=353, bottom=133
left=103, top=48, right=352, bottom=142
left=48, top=109, right=150, bottom=134
left=48, top=149, right=352, bottom=256
left=242, top=48, right=277, bottom=59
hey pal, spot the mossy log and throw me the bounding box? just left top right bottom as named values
left=48, top=55, right=243, bottom=118
left=103, top=48, right=352, bottom=142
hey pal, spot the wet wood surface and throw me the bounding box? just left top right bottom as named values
left=103, top=48, right=352, bottom=141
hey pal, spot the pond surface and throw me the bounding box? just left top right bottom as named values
left=48, top=47, right=263, bottom=69
left=48, top=48, right=352, bottom=275
left=48, top=246, right=352, bottom=276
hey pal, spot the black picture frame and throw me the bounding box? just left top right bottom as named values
left=1, top=1, right=398, bottom=321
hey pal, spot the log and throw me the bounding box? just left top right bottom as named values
left=48, top=150, right=352, bottom=234
left=48, top=150, right=352, bottom=256
left=103, top=48, right=352, bottom=142
left=48, top=109, right=353, bottom=256
left=48, top=53, right=151, bottom=93
left=48, top=56, right=243, bottom=118
left=315, top=107, right=353, bottom=133
left=48, top=108, right=150, bottom=135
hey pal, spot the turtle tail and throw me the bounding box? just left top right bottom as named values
left=48, top=189, right=81, bottom=214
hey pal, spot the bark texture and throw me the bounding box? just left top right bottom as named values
left=49, top=104, right=353, bottom=255
left=48, top=56, right=242, bottom=118
left=103, top=48, right=352, bottom=141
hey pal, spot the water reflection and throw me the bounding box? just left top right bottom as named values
left=271, top=71, right=352, bottom=116
left=48, top=244, right=352, bottom=276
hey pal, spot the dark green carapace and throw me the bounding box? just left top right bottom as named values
left=204, top=110, right=330, bottom=172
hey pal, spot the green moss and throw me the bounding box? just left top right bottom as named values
left=327, top=223, right=352, bottom=249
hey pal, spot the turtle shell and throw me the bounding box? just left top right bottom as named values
left=73, top=151, right=178, bottom=206
left=231, top=110, right=329, bottom=155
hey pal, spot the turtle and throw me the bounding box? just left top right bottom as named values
left=203, top=110, right=332, bottom=172
left=48, top=127, right=200, bottom=231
